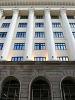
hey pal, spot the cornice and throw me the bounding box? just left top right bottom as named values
left=0, top=0, right=75, bottom=6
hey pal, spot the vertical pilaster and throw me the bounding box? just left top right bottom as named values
left=25, top=8, right=34, bottom=61
left=1, top=9, right=19, bottom=60
left=45, top=8, right=57, bottom=61
left=60, top=9, right=75, bottom=60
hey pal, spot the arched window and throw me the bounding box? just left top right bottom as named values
left=61, top=77, right=75, bottom=100
left=30, top=77, right=51, bottom=100
left=1, top=76, right=20, bottom=100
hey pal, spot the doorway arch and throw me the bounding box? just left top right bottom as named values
left=61, top=76, right=75, bottom=100
left=1, top=76, right=20, bottom=100
left=30, top=76, right=51, bottom=100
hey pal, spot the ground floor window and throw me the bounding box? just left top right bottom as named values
left=1, top=76, right=20, bottom=100
left=31, top=77, right=51, bottom=100
left=61, top=77, right=75, bottom=100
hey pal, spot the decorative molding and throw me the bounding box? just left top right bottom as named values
left=0, top=0, right=75, bottom=6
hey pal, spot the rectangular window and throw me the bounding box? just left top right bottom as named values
left=52, top=23, right=61, bottom=28
left=14, top=43, right=25, bottom=50
left=5, top=16, right=12, bottom=19
left=69, top=23, right=75, bottom=28
left=35, top=32, right=45, bottom=38
left=51, top=15, right=59, bottom=19
left=35, top=23, right=44, bottom=27
left=34, top=43, right=46, bottom=50
left=35, top=15, right=43, bottom=19
left=53, top=32, right=64, bottom=38
left=0, top=43, right=4, bottom=50
left=55, top=43, right=66, bottom=50
left=57, top=56, right=69, bottom=61
left=11, top=56, right=23, bottom=61
left=18, top=23, right=27, bottom=28
left=0, top=32, right=7, bottom=38
left=34, top=57, right=46, bottom=61
left=72, top=32, right=75, bottom=38
left=16, top=32, right=26, bottom=38
left=67, top=16, right=74, bottom=19
left=1, top=23, right=10, bottom=28
left=20, top=16, right=28, bottom=19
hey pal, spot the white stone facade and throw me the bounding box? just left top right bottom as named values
left=0, top=0, right=75, bottom=61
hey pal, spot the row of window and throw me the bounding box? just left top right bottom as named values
left=1, top=22, right=75, bottom=28
left=11, top=56, right=69, bottom=61
left=4, top=15, right=75, bottom=19
left=0, top=43, right=67, bottom=50
left=1, top=76, right=75, bottom=100
left=0, top=31, right=75, bottom=38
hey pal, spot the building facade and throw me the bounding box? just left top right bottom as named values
left=0, top=0, right=75, bottom=100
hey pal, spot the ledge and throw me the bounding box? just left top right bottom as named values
left=0, top=61, right=75, bottom=65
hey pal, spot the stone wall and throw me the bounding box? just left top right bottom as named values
left=0, top=61, right=75, bottom=100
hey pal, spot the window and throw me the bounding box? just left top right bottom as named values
left=35, top=23, right=44, bottom=27
left=0, top=43, right=4, bottom=50
left=53, top=32, right=64, bottom=38
left=5, top=16, right=12, bottom=19
left=35, top=15, right=43, bottom=19
left=34, top=43, right=46, bottom=50
left=57, top=56, right=69, bottom=61
left=61, top=77, right=75, bottom=100
left=51, top=15, right=59, bottom=19
left=69, top=23, right=75, bottom=28
left=20, top=16, right=28, bottom=19
left=34, top=57, right=46, bottom=61
left=1, top=76, right=20, bottom=100
left=0, top=32, right=7, bottom=38
left=55, top=43, right=66, bottom=50
left=14, top=43, right=25, bottom=50
left=30, top=77, right=51, bottom=100
left=52, top=23, right=61, bottom=28
left=35, top=32, right=45, bottom=38
left=67, top=16, right=74, bottom=19
left=1, top=23, right=10, bottom=28
left=18, top=23, right=27, bottom=28
left=16, top=32, right=26, bottom=38
left=72, top=32, right=75, bottom=38
left=11, top=56, right=23, bottom=61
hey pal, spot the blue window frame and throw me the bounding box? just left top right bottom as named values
left=0, top=43, right=4, bottom=50
left=0, top=32, right=7, bottom=38
left=55, top=43, right=66, bottom=50
left=57, top=56, right=69, bottom=61
left=69, top=23, right=75, bottom=28
left=14, top=43, right=25, bottom=50
left=34, top=57, right=46, bottom=61
left=72, top=32, right=75, bottom=38
left=52, top=23, right=61, bottom=28
left=35, top=32, right=45, bottom=38
left=34, top=43, right=46, bottom=50
left=53, top=32, right=64, bottom=38
left=35, top=23, right=44, bottom=27
left=18, top=23, right=27, bottom=28
left=16, top=32, right=26, bottom=38
left=1, top=23, right=10, bottom=28
left=11, top=56, right=23, bottom=61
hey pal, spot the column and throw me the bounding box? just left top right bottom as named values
left=0, top=9, right=3, bottom=19
left=1, top=9, right=19, bottom=60
left=60, top=9, right=75, bottom=60
left=25, top=8, right=34, bottom=60
left=44, top=8, right=57, bottom=61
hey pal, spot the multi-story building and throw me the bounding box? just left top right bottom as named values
left=0, top=0, right=75, bottom=100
